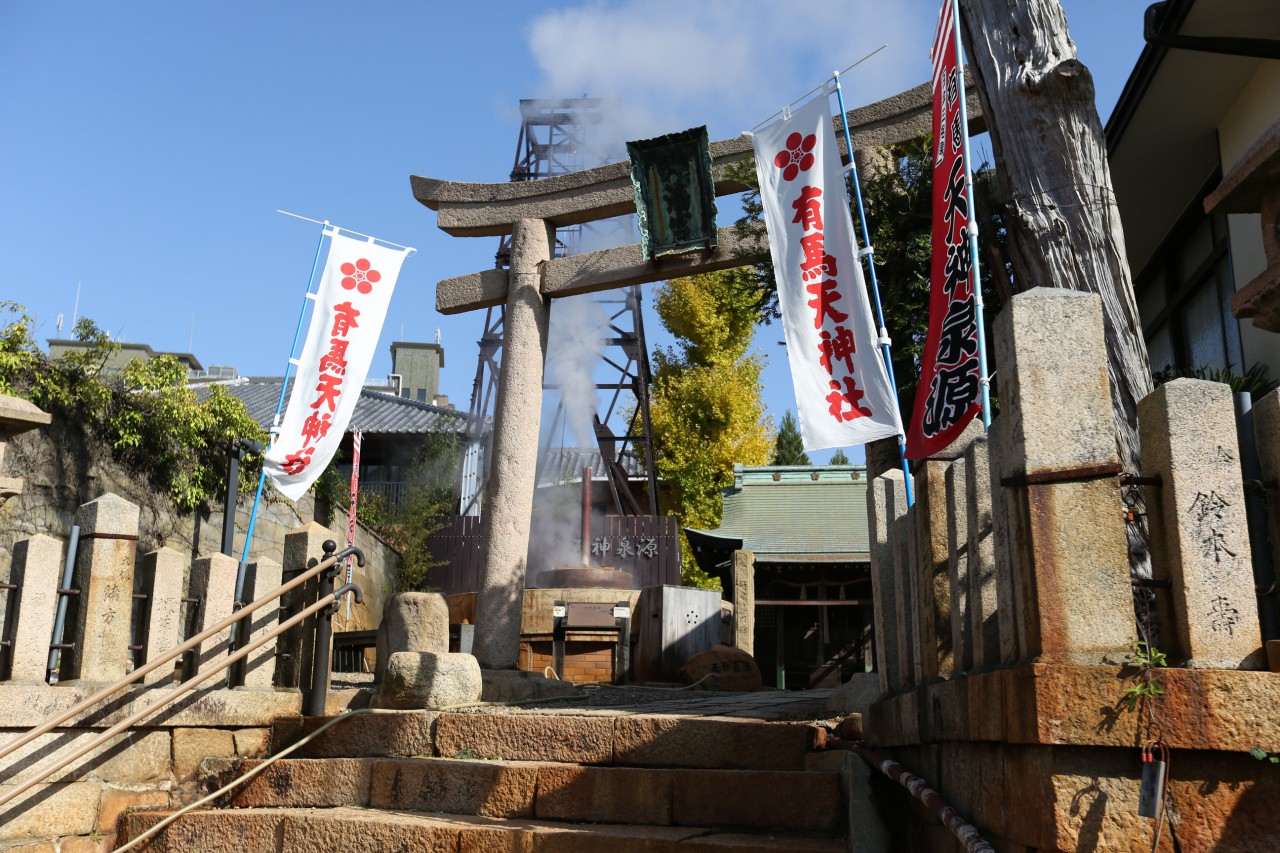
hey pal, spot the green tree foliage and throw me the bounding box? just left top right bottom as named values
left=0, top=302, right=267, bottom=510
left=770, top=411, right=810, bottom=466
left=828, top=448, right=850, bottom=465
left=316, top=431, right=462, bottom=592
left=728, top=136, right=1005, bottom=423
left=649, top=270, right=774, bottom=589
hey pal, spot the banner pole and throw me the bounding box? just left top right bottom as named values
left=344, top=430, right=362, bottom=622
left=951, top=0, right=993, bottom=431
left=832, top=72, right=915, bottom=507
left=233, top=221, right=331, bottom=618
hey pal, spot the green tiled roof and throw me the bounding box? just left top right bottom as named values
left=685, top=464, right=870, bottom=566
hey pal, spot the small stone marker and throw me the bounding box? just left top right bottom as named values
left=1139, top=379, right=1264, bottom=669
left=372, top=651, right=482, bottom=710
left=138, top=547, right=185, bottom=685
left=6, top=534, right=62, bottom=682
left=375, top=591, right=450, bottom=682
left=63, top=493, right=139, bottom=683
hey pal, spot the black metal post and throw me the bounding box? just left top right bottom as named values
left=552, top=601, right=566, bottom=680
left=305, top=540, right=339, bottom=717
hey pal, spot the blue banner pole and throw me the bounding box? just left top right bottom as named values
left=233, top=221, right=330, bottom=615
left=832, top=72, right=915, bottom=507
left=951, top=0, right=993, bottom=431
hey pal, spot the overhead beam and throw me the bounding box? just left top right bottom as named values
left=414, top=136, right=754, bottom=238
left=435, top=224, right=762, bottom=315
left=412, top=79, right=985, bottom=240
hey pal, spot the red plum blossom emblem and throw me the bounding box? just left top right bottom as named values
left=340, top=258, right=381, bottom=294
left=773, top=131, right=817, bottom=181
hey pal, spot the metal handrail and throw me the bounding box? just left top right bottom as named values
left=0, top=542, right=365, bottom=809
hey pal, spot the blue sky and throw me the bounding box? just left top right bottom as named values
left=1, top=1, right=1146, bottom=462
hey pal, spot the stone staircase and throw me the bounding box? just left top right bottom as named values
left=119, top=707, right=883, bottom=851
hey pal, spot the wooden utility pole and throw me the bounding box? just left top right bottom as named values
left=957, top=0, right=1152, bottom=474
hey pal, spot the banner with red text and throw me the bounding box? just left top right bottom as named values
left=264, top=232, right=407, bottom=501
left=752, top=95, right=901, bottom=451
left=906, top=0, right=983, bottom=458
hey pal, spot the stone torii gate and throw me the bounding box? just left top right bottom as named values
left=411, top=81, right=983, bottom=670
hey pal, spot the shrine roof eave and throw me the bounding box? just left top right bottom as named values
left=433, top=223, right=763, bottom=315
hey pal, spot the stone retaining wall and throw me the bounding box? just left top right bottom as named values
left=863, top=289, right=1280, bottom=851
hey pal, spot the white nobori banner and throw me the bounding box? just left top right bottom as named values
left=752, top=94, right=902, bottom=451
left=263, top=231, right=408, bottom=501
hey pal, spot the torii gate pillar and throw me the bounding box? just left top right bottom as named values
left=473, top=219, right=553, bottom=669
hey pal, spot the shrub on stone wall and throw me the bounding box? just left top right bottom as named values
left=0, top=302, right=267, bottom=511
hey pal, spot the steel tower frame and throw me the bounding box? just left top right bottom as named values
left=456, top=97, right=658, bottom=518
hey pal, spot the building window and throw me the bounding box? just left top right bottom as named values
left=1135, top=178, right=1243, bottom=376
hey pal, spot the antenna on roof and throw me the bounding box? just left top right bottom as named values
left=56, top=314, right=64, bottom=335
left=71, top=282, right=81, bottom=328
left=435, top=327, right=441, bottom=345
left=188, top=311, right=196, bottom=352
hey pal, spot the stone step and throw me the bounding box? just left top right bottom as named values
left=120, top=806, right=849, bottom=852
left=271, top=709, right=826, bottom=770
left=210, top=756, right=844, bottom=834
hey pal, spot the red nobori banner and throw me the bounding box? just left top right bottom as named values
left=751, top=95, right=901, bottom=451
left=906, top=0, right=983, bottom=459
left=263, top=232, right=407, bottom=501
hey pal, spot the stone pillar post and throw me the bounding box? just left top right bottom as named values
left=964, top=437, right=1000, bottom=669
left=892, top=476, right=920, bottom=688
left=868, top=470, right=906, bottom=693
left=473, top=218, right=553, bottom=670
left=4, top=535, right=62, bottom=682
left=911, top=463, right=951, bottom=679
left=187, top=553, right=239, bottom=678
left=1255, top=389, right=1280, bottom=609
left=240, top=556, right=283, bottom=688
left=730, top=550, right=755, bottom=655
left=945, top=459, right=971, bottom=673
left=62, top=493, right=139, bottom=684
left=1139, top=379, right=1264, bottom=668
left=138, top=547, right=185, bottom=685
left=276, top=522, right=332, bottom=690
left=993, top=288, right=1133, bottom=665
left=987, top=414, right=1022, bottom=663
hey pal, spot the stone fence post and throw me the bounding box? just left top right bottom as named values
left=1139, top=379, right=1264, bottom=668
left=240, top=556, right=283, bottom=688
left=3, top=534, right=62, bottom=683
left=868, top=470, right=908, bottom=694
left=186, top=553, right=239, bottom=679
left=137, top=547, right=185, bottom=685
left=62, top=493, right=140, bottom=684
left=1256, top=389, right=1280, bottom=615
left=991, top=289, right=1132, bottom=665
left=964, top=436, right=1000, bottom=669
left=276, top=522, right=331, bottom=690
